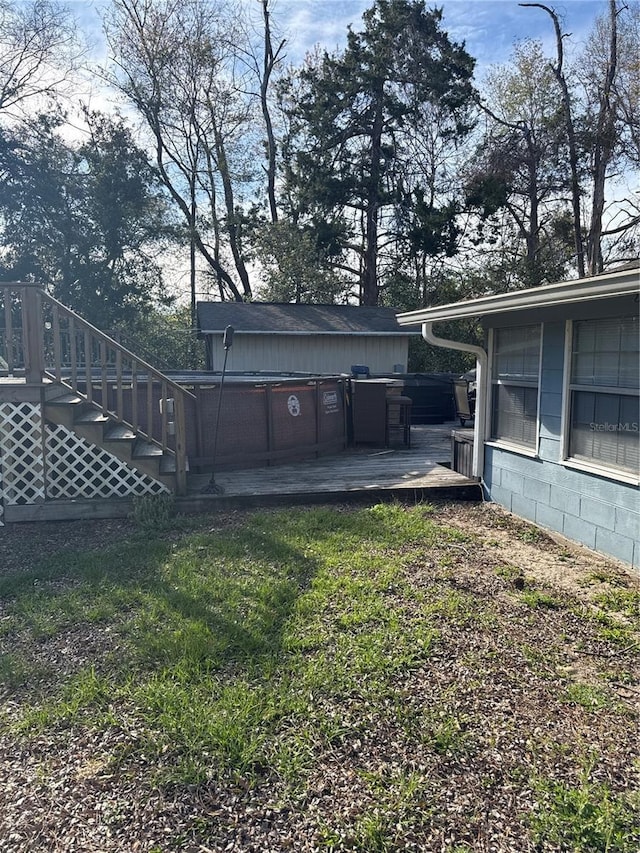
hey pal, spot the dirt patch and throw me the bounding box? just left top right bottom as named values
left=435, top=500, right=637, bottom=597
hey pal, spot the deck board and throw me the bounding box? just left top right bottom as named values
left=185, top=423, right=480, bottom=506
left=2, top=423, right=479, bottom=522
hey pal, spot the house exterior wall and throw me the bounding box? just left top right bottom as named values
left=483, top=319, right=640, bottom=569
left=205, top=333, right=409, bottom=375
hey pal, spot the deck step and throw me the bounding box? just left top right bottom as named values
left=133, top=440, right=163, bottom=459
left=46, top=393, right=84, bottom=406
left=42, top=381, right=180, bottom=494
left=160, top=456, right=177, bottom=474
left=76, top=410, right=110, bottom=426
left=105, top=424, right=137, bottom=441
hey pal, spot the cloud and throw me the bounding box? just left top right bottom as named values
left=264, top=0, right=605, bottom=78
left=271, top=0, right=370, bottom=62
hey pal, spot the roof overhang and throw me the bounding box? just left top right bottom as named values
left=396, top=267, right=639, bottom=326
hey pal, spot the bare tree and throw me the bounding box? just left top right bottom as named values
left=469, top=40, right=572, bottom=286
left=258, top=0, right=285, bottom=225
left=0, top=0, right=82, bottom=118
left=104, top=0, right=258, bottom=312
left=580, top=0, right=640, bottom=273
left=523, top=1, right=640, bottom=275
left=586, top=0, right=618, bottom=274
left=520, top=3, right=585, bottom=277
left=232, top=0, right=286, bottom=225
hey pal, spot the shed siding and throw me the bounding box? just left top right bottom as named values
left=483, top=320, right=640, bottom=569
left=207, top=334, right=409, bottom=375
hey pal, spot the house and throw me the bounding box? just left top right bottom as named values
left=397, top=265, right=640, bottom=568
left=196, top=302, right=416, bottom=375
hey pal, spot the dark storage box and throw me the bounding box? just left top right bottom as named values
left=451, top=429, right=475, bottom=478
left=372, top=373, right=455, bottom=423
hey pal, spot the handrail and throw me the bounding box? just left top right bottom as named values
left=0, top=282, right=194, bottom=495
left=41, top=292, right=196, bottom=402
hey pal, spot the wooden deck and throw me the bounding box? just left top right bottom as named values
left=180, top=422, right=481, bottom=511
left=1, top=283, right=479, bottom=523
left=1, top=422, right=479, bottom=523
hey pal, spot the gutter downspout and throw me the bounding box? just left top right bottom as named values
left=422, top=321, right=487, bottom=479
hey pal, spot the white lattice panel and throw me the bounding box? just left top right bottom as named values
left=0, top=403, right=46, bottom=506
left=45, top=423, right=169, bottom=499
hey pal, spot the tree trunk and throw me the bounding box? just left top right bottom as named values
left=524, top=127, right=541, bottom=286
left=261, top=0, right=284, bottom=225
left=189, top=186, right=197, bottom=367
left=587, top=0, right=618, bottom=276
left=363, top=93, right=383, bottom=306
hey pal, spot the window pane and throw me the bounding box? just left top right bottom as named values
left=619, top=353, right=638, bottom=388
left=492, top=385, right=538, bottom=446
left=494, top=325, right=540, bottom=381
left=570, top=391, right=639, bottom=474
left=620, top=318, right=638, bottom=350
left=572, top=316, right=639, bottom=388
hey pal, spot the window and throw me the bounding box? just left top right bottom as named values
left=490, top=324, right=541, bottom=448
left=567, top=316, right=639, bottom=476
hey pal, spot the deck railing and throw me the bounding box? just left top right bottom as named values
left=0, top=282, right=194, bottom=494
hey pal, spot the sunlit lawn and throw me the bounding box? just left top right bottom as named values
left=0, top=503, right=638, bottom=852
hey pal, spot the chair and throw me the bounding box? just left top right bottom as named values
left=453, top=379, right=475, bottom=426
left=386, top=394, right=412, bottom=447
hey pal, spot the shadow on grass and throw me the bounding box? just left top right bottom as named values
left=0, top=503, right=450, bottom=782
left=0, top=518, right=321, bottom=678
left=0, top=503, right=451, bottom=684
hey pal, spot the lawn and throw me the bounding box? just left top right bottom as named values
left=0, top=501, right=638, bottom=852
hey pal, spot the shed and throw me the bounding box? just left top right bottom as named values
left=196, top=302, right=416, bottom=375
left=397, top=265, right=640, bottom=569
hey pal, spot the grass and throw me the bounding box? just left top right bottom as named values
left=520, top=588, right=566, bottom=610
left=2, top=504, right=445, bottom=780
left=592, top=587, right=640, bottom=619
left=0, top=502, right=638, bottom=851
left=563, top=682, right=611, bottom=711
left=532, top=762, right=640, bottom=852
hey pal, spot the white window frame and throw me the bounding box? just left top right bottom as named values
left=485, top=323, right=542, bottom=457
left=561, top=318, right=640, bottom=485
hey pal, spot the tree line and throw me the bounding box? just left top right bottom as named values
left=0, top=0, right=638, bottom=343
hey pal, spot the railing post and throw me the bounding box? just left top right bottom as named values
left=173, top=392, right=188, bottom=496
left=22, top=285, right=45, bottom=383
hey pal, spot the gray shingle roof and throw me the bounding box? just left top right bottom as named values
left=196, top=302, right=411, bottom=335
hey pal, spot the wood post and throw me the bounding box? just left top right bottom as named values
left=21, top=285, right=45, bottom=384
left=173, top=392, right=188, bottom=496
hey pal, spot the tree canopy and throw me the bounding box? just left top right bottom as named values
left=0, top=0, right=637, bottom=341
left=0, top=112, right=173, bottom=328
left=280, top=0, right=476, bottom=305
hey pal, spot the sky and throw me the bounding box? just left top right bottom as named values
left=259, top=0, right=605, bottom=80
left=73, top=0, right=607, bottom=81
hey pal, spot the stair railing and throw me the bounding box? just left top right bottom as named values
left=0, top=281, right=37, bottom=378
left=0, top=282, right=194, bottom=495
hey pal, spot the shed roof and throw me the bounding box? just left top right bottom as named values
left=396, top=265, right=639, bottom=326
left=197, top=302, right=413, bottom=335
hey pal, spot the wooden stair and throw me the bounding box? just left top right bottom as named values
left=43, top=384, right=180, bottom=491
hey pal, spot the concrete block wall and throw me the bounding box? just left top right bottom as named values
left=483, top=321, right=640, bottom=569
